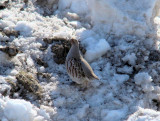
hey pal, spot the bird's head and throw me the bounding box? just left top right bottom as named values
left=70, top=39, right=79, bottom=46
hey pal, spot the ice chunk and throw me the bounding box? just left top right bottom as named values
left=84, top=38, right=111, bottom=62
left=134, top=72, right=153, bottom=85
left=122, top=53, right=137, bottom=66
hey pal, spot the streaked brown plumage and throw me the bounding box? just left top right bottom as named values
left=65, top=39, right=99, bottom=86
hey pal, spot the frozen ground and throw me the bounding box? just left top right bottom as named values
left=1, top=0, right=160, bottom=121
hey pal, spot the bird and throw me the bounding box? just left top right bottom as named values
left=65, top=39, right=99, bottom=87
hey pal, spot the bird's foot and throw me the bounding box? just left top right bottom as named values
left=79, top=87, right=88, bottom=91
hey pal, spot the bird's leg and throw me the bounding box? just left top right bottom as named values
left=84, top=81, right=89, bottom=88
left=78, top=80, right=89, bottom=91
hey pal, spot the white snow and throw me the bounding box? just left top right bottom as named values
left=122, top=53, right=137, bottom=66
left=70, top=0, right=88, bottom=15
left=4, top=99, right=37, bottom=121
left=54, top=97, right=66, bottom=107
left=101, top=108, right=127, bottom=121
left=117, top=66, right=133, bottom=74
left=76, top=104, right=89, bottom=119
left=86, top=0, right=160, bottom=37
left=134, top=72, right=154, bottom=92
left=127, top=107, right=160, bottom=121
left=113, top=74, right=129, bottom=84
left=0, top=0, right=160, bottom=121
left=58, top=0, right=72, bottom=10
left=15, top=21, right=33, bottom=36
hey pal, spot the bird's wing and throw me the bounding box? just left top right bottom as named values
left=66, top=58, right=85, bottom=78
left=80, top=58, right=99, bottom=80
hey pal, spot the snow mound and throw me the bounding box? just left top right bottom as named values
left=4, top=99, right=37, bottom=121
left=83, top=38, right=111, bottom=62
left=127, top=108, right=160, bottom=121
left=87, top=0, right=160, bottom=37
left=0, top=97, right=51, bottom=121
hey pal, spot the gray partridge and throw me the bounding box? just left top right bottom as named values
left=65, top=39, right=99, bottom=87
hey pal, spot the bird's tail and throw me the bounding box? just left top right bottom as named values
left=93, top=74, right=99, bottom=80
